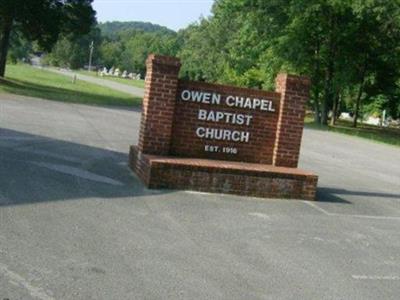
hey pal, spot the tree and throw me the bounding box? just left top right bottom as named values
left=99, top=29, right=180, bottom=74
left=0, top=0, right=96, bottom=77
left=347, top=1, right=400, bottom=127
left=44, top=26, right=102, bottom=69
left=183, top=0, right=400, bottom=124
left=7, top=31, right=32, bottom=63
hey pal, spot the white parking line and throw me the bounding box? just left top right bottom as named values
left=248, top=212, right=271, bottom=220
left=303, top=201, right=400, bottom=220
left=302, top=200, right=330, bottom=215
left=0, top=262, right=54, bottom=300
left=352, top=275, right=400, bottom=280
left=184, top=190, right=215, bottom=196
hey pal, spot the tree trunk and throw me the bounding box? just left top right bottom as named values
left=336, top=92, right=342, bottom=122
left=322, top=64, right=334, bottom=125
left=322, top=12, right=339, bottom=126
left=313, top=88, right=321, bottom=123
left=330, top=91, right=340, bottom=126
left=312, top=36, right=321, bottom=124
left=0, top=17, right=13, bottom=77
left=353, top=57, right=368, bottom=128
left=331, top=94, right=339, bottom=126
left=313, top=96, right=321, bottom=124
left=353, top=83, right=363, bottom=128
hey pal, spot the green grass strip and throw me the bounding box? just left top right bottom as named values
left=0, top=64, right=142, bottom=107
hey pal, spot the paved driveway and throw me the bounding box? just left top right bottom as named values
left=45, top=67, right=145, bottom=98
left=0, top=94, right=399, bottom=300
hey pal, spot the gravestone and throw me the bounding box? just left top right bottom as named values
left=129, top=54, right=318, bottom=200
left=100, top=67, right=108, bottom=77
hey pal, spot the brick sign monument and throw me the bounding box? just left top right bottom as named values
left=129, top=54, right=318, bottom=200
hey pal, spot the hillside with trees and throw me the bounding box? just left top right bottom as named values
left=7, top=0, right=400, bottom=126
left=42, top=20, right=180, bottom=76
left=98, top=21, right=175, bottom=37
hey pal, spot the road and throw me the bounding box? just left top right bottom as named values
left=0, top=94, right=399, bottom=300
left=44, top=67, right=145, bottom=98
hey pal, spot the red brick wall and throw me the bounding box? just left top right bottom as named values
left=129, top=147, right=318, bottom=200
left=273, top=74, right=311, bottom=168
left=151, top=164, right=318, bottom=200
left=136, top=54, right=310, bottom=168
left=137, top=54, right=181, bottom=155
left=171, top=80, right=281, bottom=164
left=131, top=55, right=316, bottom=200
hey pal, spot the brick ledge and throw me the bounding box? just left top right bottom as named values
left=129, top=145, right=318, bottom=200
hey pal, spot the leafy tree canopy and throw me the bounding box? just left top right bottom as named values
left=0, top=0, right=96, bottom=76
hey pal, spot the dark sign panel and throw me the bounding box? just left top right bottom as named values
left=171, top=81, right=281, bottom=164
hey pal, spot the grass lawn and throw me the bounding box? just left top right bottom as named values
left=78, top=70, right=145, bottom=89
left=305, top=116, right=400, bottom=147
left=0, top=64, right=142, bottom=106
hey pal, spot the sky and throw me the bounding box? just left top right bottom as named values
left=93, top=0, right=215, bottom=31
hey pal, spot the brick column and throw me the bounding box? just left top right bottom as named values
left=273, top=73, right=310, bottom=168
left=137, top=54, right=181, bottom=155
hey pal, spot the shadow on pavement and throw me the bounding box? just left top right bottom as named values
left=2, top=128, right=394, bottom=207
left=316, top=187, right=400, bottom=204
left=316, top=188, right=352, bottom=204
left=0, top=128, right=169, bottom=207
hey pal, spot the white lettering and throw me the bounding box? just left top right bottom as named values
left=203, top=93, right=211, bottom=103
left=205, top=127, right=214, bottom=139
left=196, top=109, right=253, bottom=126
left=235, top=114, right=243, bottom=125
left=231, top=131, right=241, bottom=142
left=212, top=93, right=221, bottom=105
left=181, top=90, right=191, bottom=101
left=180, top=89, right=222, bottom=105
left=243, top=98, right=252, bottom=109
left=195, top=127, right=250, bottom=143
left=268, top=100, right=275, bottom=112
left=260, top=99, right=275, bottom=112
left=226, top=95, right=235, bottom=107
left=237, top=97, right=244, bottom=108
left=192, top=91, right=203, bottom=102
left=224, top=95, right=275, bottom=112
left=206, top=110, right=215, bottom=122
left=253, top=98, right=261, bottom=109
left=241, top=131, right=250, bottom=142
left=198, top=109, right=207, bottom=120
left=216, top=111, right=224, bottom=121
left=196, top=127, right=205, bottom=138
left=245, top=115, right=253, bottom=126
left=260, top=100, right=268, bottom=111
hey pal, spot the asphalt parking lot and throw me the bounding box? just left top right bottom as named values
left=1, top=94, right=399, bottom=299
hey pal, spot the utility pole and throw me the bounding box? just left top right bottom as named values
left=88, top=41, right=94, bottom=72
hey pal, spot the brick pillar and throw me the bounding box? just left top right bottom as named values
left=273, top=74, right=310, bottom=168
left=137, top=54, right=181, bottom=155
